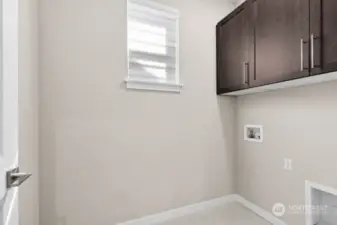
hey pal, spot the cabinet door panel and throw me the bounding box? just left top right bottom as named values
left=310, top=0, right=337, bottom=74
left=217, top=4, right=253, bottom=94
left=253, top=0, right=310, bottom=87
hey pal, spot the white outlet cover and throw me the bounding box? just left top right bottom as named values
left=283, top=158, right=293, bottom=171
left=244, top=125, right=263, bottom=143
left=288, top=159, right=293, bottom=170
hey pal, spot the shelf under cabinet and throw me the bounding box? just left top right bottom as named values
left=220, top=71, right=337, bottom=96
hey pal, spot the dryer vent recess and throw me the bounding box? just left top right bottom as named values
left=244, top=125, right=263, bottom=143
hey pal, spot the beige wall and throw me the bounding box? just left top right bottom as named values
left=236, top=78, right=337, bottom=225
left=39, top=0, right=236, bottom=224
left=19, top=0, right=39, bottom=224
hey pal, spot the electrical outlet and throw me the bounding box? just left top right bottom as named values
left=283, top=158, right=293, bottom=171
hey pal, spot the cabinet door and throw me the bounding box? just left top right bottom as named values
left=310, top=0, right=337, bottom=75
left=252, top=0, right=310, bottom=87
left=217, top=3, right=254, bottom=94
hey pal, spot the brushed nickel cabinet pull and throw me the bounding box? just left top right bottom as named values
left=311, top=34, right=315, bottom=69
left=301, top=38, right=304, bottom=71
left=243, top=62, right=249, bottom=85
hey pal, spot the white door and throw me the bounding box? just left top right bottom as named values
left=0, top=0, right=31, bottom=225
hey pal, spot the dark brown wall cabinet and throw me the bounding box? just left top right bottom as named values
left=217, top=0, right=337, bottom=95
left=216, top=4, right=253, bottom=94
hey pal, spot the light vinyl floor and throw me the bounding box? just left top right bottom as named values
left=159, top=202, right=272, bottom=225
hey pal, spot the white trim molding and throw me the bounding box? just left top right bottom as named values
left=116, top=195, right=237, bottom=225
left=235, top=195, right=287, bottom=225
left=116, top=194, right=287, bottom=225
left=124, top=78, right=183, bottom=93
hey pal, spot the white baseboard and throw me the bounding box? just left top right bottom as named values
left=234, top=195, right=287, bottom=225
left=116, top=195, right=237, bottom=225
left=116, top=194, right=287, bottom=225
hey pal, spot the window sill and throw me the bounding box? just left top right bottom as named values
left=124, top=78, right=183, bottom=93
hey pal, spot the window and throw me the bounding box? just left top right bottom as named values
left=125, top=0, right=182, bottom=92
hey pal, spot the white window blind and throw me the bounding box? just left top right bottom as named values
left=126, top=0, right=182, bottom=92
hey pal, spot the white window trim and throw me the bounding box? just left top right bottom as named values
left=124, top=77, right=183, bottom=93
left=125, top=0, right=183, bottom=93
